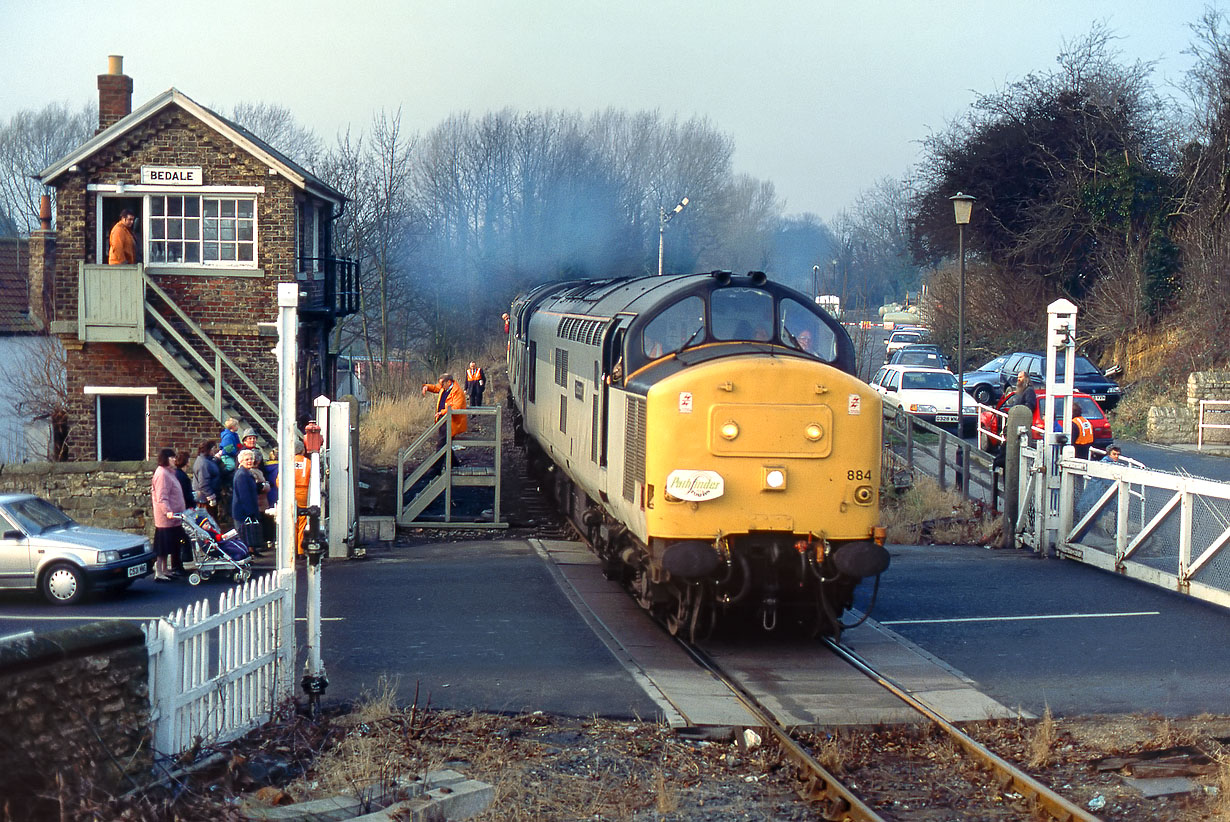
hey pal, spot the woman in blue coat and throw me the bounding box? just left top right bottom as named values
left=231, top=449, right=265, bottom=554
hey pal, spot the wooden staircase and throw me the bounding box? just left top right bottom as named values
left=397, top=406, right=506, bottom=529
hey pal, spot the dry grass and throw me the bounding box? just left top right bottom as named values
left=358, top=339, right=509, bottom=467
left=881, top=474, right=993, bottom=545
left=1027, top=706, right=1057, bottom=768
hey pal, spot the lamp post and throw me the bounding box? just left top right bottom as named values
left=812, top=265, right=820, bottom=300
left=950, top=192, right=976, bottom=439
left=658, top=196, right=689, bottom=276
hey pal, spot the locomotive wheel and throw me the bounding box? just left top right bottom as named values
left=633, top=568, right=654, bottom=611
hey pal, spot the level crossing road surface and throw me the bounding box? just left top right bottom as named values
left=855, top=542, right=1230, bottom=717
left=5, top=533, right=1230, bottom=722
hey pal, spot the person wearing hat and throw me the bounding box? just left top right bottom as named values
left=241, top=428, right=265, bottom=467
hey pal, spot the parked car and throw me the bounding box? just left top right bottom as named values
left=961, top=351, right=1123, bottom=409
left=0, top=493, right=154, bottom=605
left=979, top=390, right=1113, bottom=453
left=870, top=363, right=978, bottom=436
left=888, top=343, right=950, bottom=370
left=883, top=328, right=927, bottom=361
left=961, top=354, right=1013, bottom=406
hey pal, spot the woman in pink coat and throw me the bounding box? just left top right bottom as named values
left=151, top=447, right=187, bottom=581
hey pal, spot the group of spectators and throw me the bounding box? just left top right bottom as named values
left=149, top=417, right=309, bottom=582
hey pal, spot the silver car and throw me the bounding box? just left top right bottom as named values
left=0, top=493, right=155, bottom=605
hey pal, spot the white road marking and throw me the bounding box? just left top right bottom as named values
left=881, top=610, right=1160, bottom=626
left=0, top=615, right=345, bottom=622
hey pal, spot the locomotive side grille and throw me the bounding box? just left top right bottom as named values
left=559, top=394, right=567, bottom=433
left=555, top=348, right=568, bottom=387
left=623, top=396, right=647, bottom=502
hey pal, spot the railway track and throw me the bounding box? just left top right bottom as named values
left=675, top=634, right=1099, bottom=821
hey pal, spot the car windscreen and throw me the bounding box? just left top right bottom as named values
left=1073, top=397, right=1105, bottom=420
left=895, top=350, right=945, bottom=367
left=977, top=355, right=1008, bottom=372
left=1053, top=356, right=1105, bottom=377
left=6, top=497, right=75, bottom=534
left=902, top=371, right=959, bottom=391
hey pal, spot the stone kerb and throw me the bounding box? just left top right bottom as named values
left=0, top=459, right=155, bottom=534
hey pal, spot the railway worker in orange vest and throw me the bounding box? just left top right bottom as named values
left=1071, top=414, right=1095, bottom=460
left=464, top=362, right=486, bottom=407
left=108, top=209, right=137, bottom=264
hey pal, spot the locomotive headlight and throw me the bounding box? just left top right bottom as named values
left=719, top=420, right=740, bottom=440
left=763, top=468, right=786, bottom=490
left=854, top=485, right=875, bottom=505
left=804, top=423, right=823, bottom=442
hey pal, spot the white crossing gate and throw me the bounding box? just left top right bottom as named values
left=143, top=573, right=291, bottom=758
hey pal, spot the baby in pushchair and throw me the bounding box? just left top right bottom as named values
left=174, top=508, right=253, bottom=585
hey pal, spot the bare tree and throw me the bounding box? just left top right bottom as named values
left=0, top=102, right=95, bottom=235
left=229, top=102, right=324, bottom=170
left=6, top=336, right=70, bottom=460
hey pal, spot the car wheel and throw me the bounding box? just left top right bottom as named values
left=188, top=572, right=202, bottom=586
left=41, top=562, right=86, bottom=606
left=973, top=385, right=993, bottom=405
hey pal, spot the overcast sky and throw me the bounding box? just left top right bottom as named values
left=1, top=0, right=1217, bottom=219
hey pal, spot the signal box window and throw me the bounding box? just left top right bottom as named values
left=148, top=195, right=256, bottom=266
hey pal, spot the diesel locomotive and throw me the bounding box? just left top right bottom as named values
left=507, top=271, right=889, bottom=640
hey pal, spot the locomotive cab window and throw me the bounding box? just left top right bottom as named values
left=641, top=296, right=704, bottom=358
left=780, top=297, right=837, bottom=361
left=711, top=288, right=774, bottom=342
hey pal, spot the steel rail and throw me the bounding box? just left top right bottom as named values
left=540, top=475, right=1093, bottom=819
left=673, top=639, right=886, bottom=822
left=821, top=637, right=1100, bottom=822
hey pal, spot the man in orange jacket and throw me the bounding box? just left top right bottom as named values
left=422, top=373, right=468, bottom=475
left=108, top=209, right=136, bottom=264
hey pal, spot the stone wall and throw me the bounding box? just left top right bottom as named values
left=1147, top=370, right=1230, bottom=445
left=0, top=622, right=151, bottom=814
left=0, top=459, right=154, bottom=535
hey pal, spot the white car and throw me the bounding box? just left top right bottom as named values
left=0, top=493, right=154, bottom=605
left=883, top=328, right=927, bottom=361
left=870, top=364, right=978, bottom=436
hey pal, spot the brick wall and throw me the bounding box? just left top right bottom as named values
left=0, top=622, right=151, bottom=815
left=0, top=460, right=155, bottom=535
left=51, top=105, right=304, bottom=460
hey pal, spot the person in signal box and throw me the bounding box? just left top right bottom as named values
left=108, top=209, right=137, bottom=264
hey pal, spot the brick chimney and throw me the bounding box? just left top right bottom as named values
left=97, top=55, right=132, bottom=133
left=27, top=194, right=56, bottom=329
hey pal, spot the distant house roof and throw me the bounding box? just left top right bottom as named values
left=0, top=238, right=38, bottom=335
left=38, top=88, right=345, bottom=206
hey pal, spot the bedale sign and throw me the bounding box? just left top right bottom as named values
left=140, top=166, right=202, bottom=185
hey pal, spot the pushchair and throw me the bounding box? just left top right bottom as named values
left=172, top=508, right=253, bottom=585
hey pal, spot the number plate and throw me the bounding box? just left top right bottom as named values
left=1093, top=395, right=1106, bottom=401
left=128, top=563, right=147, bottom=578
left=936, top=415, right=958, bottom=423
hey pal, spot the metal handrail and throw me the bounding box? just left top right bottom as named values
left=143, top=273, right=278, bottom=436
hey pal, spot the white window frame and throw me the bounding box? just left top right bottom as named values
left=89, top=185, right=264, bottom=271
left=84, top=386, right=156, bottom=461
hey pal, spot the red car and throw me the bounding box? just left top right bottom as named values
left=979, top=390, right=1112, bottom=452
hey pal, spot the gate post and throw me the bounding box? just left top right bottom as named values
left=1041, top=299, right=1078, bottom=555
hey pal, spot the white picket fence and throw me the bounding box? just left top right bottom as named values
left=143, top=573, right=291, bottom=758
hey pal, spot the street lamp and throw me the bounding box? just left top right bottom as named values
left=658, top=196, right=689, bottom=276
left=950, top=192, right=976, bottom=443
left=812, top=265, right=820, bottom=300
